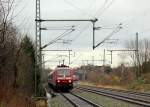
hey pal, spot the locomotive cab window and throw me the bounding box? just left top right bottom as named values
left=57, top=69, right=70, bottom=76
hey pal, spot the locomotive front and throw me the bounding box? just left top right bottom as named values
left=48, top=65, right=74, bottom=90
left=55, top=67, right=73, bottom=89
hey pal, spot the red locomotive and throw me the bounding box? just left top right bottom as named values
left=48, top=64, right=74, bottom=90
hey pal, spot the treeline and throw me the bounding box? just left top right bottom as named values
left=0, top=0, right=43, bottom=107
left=78, top=39, right=150, bottom=91
left=126, top=38, right=150, bottom=78
left=76, top=35, right=150, bottom=89
left=79, top=65, right=134, bottom=86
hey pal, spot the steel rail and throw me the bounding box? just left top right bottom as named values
left=61, top=93, right=79, bottom=107
left=99, top=87, right=150, bottom=97
left=76, top=87, right=150, bottom=107
left=80, top=85, right=150, bottom=97
left=60, top=92, right=101, bottom=107
left=71, top=92, right=101, bottom=107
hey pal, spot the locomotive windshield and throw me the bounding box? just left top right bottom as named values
left=57, top=69, right=70, bottom=76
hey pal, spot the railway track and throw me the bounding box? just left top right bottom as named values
left=76, top=86, right=150, bottom=107
left=60, top=92, right=101, bottom=107
left=80, top=85, right=150, bottom=97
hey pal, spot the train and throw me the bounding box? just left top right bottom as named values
left=48, top=64, right=78, bottom=90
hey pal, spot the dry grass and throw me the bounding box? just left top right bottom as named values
left=35, top=100, right=47, bottom=107
left=79, top=81, right=127, bottom=90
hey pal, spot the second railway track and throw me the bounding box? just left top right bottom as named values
left=76, top=86, right=150, bottom=107
left=60, top=92, right=101, bottom=107
left=80, top=85, right=150, bottom=97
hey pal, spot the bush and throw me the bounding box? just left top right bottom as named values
left=128, top=78, right=147, bottom=91
left=142, top=73, right=150, bottom=84
left=87, top=71, right=101, bottom=83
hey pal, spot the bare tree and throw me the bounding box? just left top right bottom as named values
left=0, top=0, right=15, bottom=44
left=126, top=38, right=150, bottom=78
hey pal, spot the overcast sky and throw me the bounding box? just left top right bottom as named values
left=13, top=0, right=150, bottom=68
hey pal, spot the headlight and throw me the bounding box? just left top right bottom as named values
left=57, top=80, right=60, bottom=83
left=68, top=80, right=72, bottom=83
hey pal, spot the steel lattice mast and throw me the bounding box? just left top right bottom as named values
left=35, top=0, right=42, bottom=96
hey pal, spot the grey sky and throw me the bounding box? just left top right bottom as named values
left=13, top=0, right=150, bottom=68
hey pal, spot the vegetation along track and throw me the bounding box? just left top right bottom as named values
left=60, top=92, right=102, bottom=107
left=76, top=86, right=150, bottom=107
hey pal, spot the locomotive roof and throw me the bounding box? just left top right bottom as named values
left=56, top=65, right=70, bottom=69
left=57, top=64, right=69, bottom=68
left=55, top=67, right=70, bottom=70
left=55, top=64, right=70, bottom=69
left=48, top=66, right=71, bottom=76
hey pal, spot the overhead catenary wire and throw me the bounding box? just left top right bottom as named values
left=61, top=0, right=106, bottom=43
left=42, top=0, right=114, bottom=46
left=71, top=0, right=115, bottom=43
left=63, top=0, right=93, bottom=18
left=41, top=26, right=75, bottom=49
left=94, top=0, right=109, bottom=17
left=12, top=0, right=35, bottom=31
left=69, top=52, right=83, bottom=65
left=8, top=0, right=31, bottom=22
left=40, top=0, right=116, bottom=67
left=97, top=0, right=115, bottom=18
left=94, top=23, right=122, bottom=49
